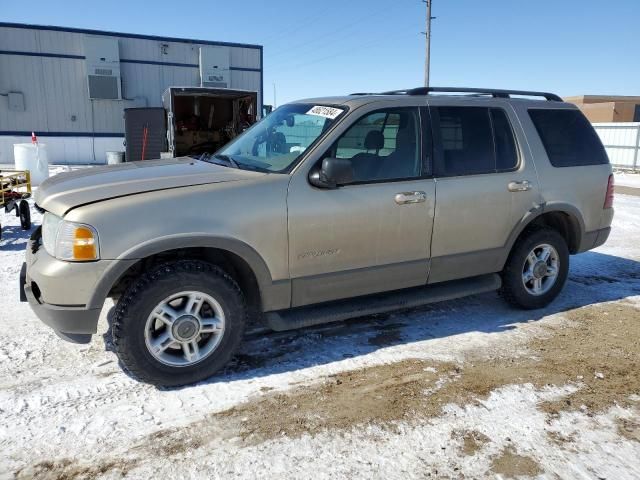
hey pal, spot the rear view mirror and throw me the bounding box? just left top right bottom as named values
left=309, top=157, right=354, bottom=189
left=285, top=115, right=295, bottom=127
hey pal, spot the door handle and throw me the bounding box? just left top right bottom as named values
left=508, top=180, right=532, bottom=192
left=395, top=191, right=427, bottom=205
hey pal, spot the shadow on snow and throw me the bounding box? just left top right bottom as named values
left=0, top=222, right=32, bottom=252
left=103, top=250, right=640, bottom=390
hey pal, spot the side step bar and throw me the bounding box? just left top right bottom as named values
left=266, top=273, right=502, bottom=332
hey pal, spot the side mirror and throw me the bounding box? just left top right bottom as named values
left=309, top=157, right=354, bottom=189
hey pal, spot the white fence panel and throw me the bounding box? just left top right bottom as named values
left=593, top=122, right=640, bottom=171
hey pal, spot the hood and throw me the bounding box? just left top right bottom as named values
left=36, top=157, right=265, bottom=216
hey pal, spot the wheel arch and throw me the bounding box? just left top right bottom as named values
left=88, top=235, right=290, bottom=313
left=504, top=203, right=585, bottom=264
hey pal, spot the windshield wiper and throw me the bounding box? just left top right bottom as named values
left=212, top=154, right=240, bottom=169
left=233, top=161, right=271, bottom=173
left=201, top=152, right=270, bottom=173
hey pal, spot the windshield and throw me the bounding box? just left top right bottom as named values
left=215, top=103, right=345, bottom=172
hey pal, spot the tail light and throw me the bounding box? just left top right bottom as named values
left=604, top=174, right=614, bottom=209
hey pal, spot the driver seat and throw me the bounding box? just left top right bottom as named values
left=350, top=130, right=384, bottom=181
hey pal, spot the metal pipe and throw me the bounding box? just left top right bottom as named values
left=424, top=0, right=432, bottom=88
left=633, top=124, right=640, bottom=172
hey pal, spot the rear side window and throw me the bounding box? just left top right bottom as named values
left=491, top=108, right=518, bottom=171
left=436, top=107, right=494, bottom=176
left=528, top=109, right=609, bottom=167
left=433, top=106, right=519, bottom=176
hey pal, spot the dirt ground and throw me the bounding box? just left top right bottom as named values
left=10, top=301, right=639, bottom=480
left=145, top=302, right=640, bottom=454
left=26, top=300, right=635, bottom=479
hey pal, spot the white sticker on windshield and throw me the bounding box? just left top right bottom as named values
left=306, top=105, right=344, bottom=120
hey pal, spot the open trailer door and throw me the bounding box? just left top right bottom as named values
left=124, top=107, right=166, bottom=162
left=162, top=87, right=258, bottom=158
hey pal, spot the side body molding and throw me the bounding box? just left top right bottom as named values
left=88, top=234, right=291, bottom=312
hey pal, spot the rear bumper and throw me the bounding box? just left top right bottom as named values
left=577, top=227, right=611, bottom=253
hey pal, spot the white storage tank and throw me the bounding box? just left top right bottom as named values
left=14, top=143, right=49, bottom=186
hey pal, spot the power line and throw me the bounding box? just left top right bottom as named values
left=268, top=30, right=416, bottom=76
left=266, top=6, right=390, bottom=64
left=259, top=4, right=335, bottom=44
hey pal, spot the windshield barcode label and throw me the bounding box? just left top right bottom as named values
left=306, top=106, right=344, bottom=120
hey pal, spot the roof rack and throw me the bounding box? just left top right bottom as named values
left=351, top=87, right=562, bottom=102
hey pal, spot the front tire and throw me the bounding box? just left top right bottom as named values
left=112, top=260, right=246, bottom=387
left=501, top=228, right=569, bottom=310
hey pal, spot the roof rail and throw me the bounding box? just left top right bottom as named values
left=352, top=87, right=562, bottom=102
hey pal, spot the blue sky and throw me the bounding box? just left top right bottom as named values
left=3, top=0, right=639, bottom=105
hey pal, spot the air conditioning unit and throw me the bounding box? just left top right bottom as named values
left=199, top=46, right=230, bottom=88
left=84, top=36, right=122, bottom=100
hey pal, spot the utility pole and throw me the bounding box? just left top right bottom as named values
left=423, top=0, right=433, bottom=88
left=273, top=83, right=277, bottom=108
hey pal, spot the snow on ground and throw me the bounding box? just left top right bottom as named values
left=615, top=170, right=640, bottom=189
left=0, top=169, right=639, bottom=479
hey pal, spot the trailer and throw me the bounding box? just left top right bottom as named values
left=124, top=87, right=259, bottom=162
left=0, top=169, right=32, bottom=240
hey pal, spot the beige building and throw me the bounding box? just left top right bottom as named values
left=564, top=95, right=640, bottom=123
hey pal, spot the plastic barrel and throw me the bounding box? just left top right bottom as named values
left=13, top=143, right=49, bottom=186
left=106, top=151, right=125, bottom=165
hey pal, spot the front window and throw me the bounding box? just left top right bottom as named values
left=216, top=103, right=345, bottom=172
left=329, top=108, right=422, bottom=183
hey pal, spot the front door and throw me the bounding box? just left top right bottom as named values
left=287, top=106, right=436, bottom=307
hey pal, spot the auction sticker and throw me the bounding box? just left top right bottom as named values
left=306, top=105, right=344, bottom=120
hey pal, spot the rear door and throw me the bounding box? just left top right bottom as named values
left=287, top=105, right=437, bottom=307
left=427, top=101, right=541, bottom=283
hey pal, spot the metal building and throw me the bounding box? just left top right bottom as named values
left=0, top=22, right=263, bottom=165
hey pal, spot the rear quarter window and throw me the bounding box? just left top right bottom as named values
left=528, top=109, right=609, bottom=167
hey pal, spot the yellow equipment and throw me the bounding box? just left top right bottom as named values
left=1, top=169, right=32, bottom=239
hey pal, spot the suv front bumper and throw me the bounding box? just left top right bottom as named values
left=20, top=262, right=100, bottom=343
left=19, top=227, right=107, bottom=344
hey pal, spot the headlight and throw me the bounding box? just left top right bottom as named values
left=42, top=213, right=100, bottom=261
left=42, top=213, right=62, bottom=258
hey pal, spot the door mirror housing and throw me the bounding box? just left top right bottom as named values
left=309, top=157, right=354, bottom=189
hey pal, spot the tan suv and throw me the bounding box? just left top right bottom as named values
left=20, top=87, right=615, bottom=386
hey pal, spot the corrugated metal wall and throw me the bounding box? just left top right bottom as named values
left=593, top=122, right=640, bottom=171
left=0, top=23, right=262, bottom=164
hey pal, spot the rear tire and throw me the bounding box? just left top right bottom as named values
left=501, top=227, right=569, bottom=310
left=112, top=260, right=246, bottom=387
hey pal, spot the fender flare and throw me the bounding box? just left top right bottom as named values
left=88, top=234, right=289, bottom=311
left=502, top=202, right=585, bottom=263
